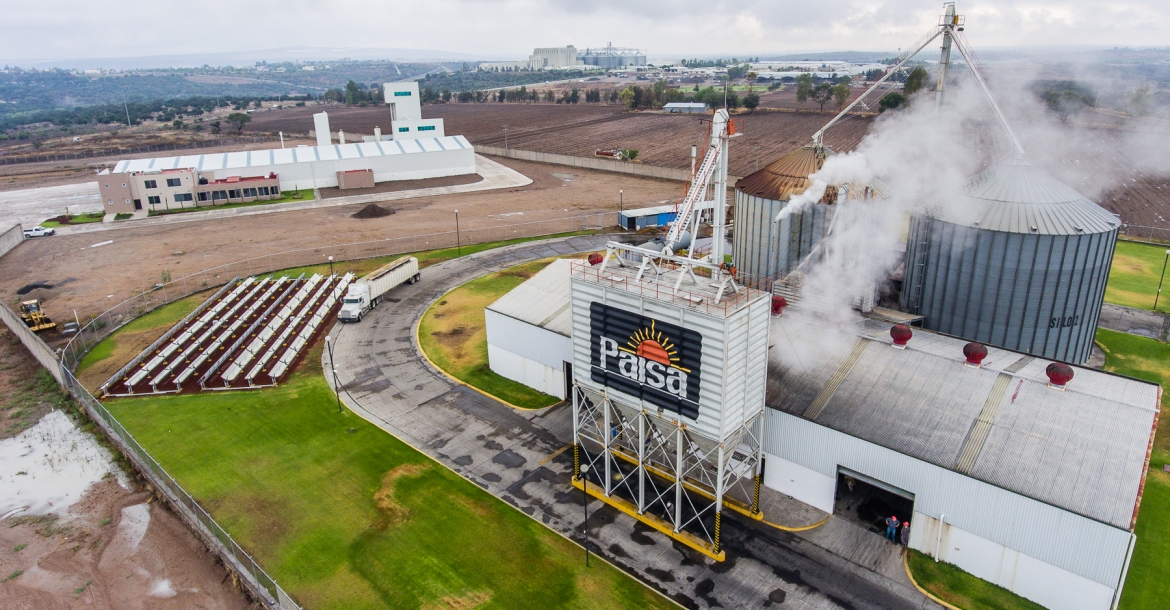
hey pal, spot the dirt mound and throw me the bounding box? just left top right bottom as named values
left=16, top=282, right=52, bottom=295
left=351, top=204, right=395, bottom=219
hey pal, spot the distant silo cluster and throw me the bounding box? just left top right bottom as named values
left=900, top=158, right=1120, bottom=364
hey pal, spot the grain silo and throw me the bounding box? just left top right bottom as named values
left=732, top=146, right=837, bottom=284
left=900, top=157, right=1119, bottom=364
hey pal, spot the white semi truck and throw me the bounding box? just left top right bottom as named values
left=338, top=256, right=420, bottom=322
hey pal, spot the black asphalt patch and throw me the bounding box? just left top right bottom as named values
left=491, top=449, right=526, bottom=469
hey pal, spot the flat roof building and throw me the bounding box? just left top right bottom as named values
left=765, top=316, right=1158, bottom=610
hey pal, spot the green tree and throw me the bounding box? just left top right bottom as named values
left=810, top=83, right=834, bottom=111
left=345, top=80, right=360, bottom=105
left=441, top=89, right=452, bottom=103
left=878, top=92, right=905, bottom=112
left=743, top=93, right=760, bottom=113
left=746, top=71, right=758, bottom=92
left=1131, top=87, right=1151, bottom=117
left=904, top=67, right=929, bottom=97
left=832, top=84, right=850, bottom=108
left=208, top=120, right=221, bottom=134
left=225, top=112, right=250, bottom=134
left=619, top=86, right=638, bottom=109
left=796, top=74, right=813, bottom=103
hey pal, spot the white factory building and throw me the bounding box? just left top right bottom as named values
left=100, top=82, right=472, bottom=215
left=485, top=259, right=574, bottom=399
left=485, top=257, right=1158, bottom=610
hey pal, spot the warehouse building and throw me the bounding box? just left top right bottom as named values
left=618, top=201, right=714, bottom=232
left=484, top=259, right=574, bottom=399
left=99, top=83, right=471, bottom=215
left=99, top=136, right=474, bottom=214
left=765, top=317, right=1157, bottom=610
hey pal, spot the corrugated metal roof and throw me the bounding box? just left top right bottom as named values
left=734, top=146, right=834, bottom=201
left=928, top=158, right=1120, bottom=236
left=487, top=258, right=574, bottom=336
left=112, top=135, right=471, bottom=174
left=767, top=316, right=1158, bottom=529
left=619, top=200, right=715, bottom=219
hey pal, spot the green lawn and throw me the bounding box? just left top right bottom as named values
left=105, top=345, right=670, bottom=610
left=907, top=550, right=1046, bottom=610
left=41, top=212, right=105, bottom=228
left=1096, top=328, right=1170, bottom=609
left=1105, top=240, right=1170, bottom=312
left=76, top=291, right=208, bottom=390
left=418, top=258, right=563, bottom=409
left=147, top=189, right=315, bottom=216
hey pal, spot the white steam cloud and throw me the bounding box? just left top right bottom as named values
left=770, top=70, right=1170, bottom=372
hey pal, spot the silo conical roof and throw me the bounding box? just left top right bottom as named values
left=931, top=158, right=1119, bottom=236
left=735, top=146, right=833, bottom=201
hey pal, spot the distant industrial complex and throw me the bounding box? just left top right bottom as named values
left=479, top=43, right=647, bottom=71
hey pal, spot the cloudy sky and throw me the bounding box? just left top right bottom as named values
left=4, top=0, right=1169, bottom=64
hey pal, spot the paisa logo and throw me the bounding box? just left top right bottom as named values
left=589, top=302, right=702, bottom=419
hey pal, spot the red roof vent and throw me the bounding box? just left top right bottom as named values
left=890, top=324, right=912, bottom=348
left=587, top=253, right=604, bottom=266
left=1046, top=362, right=1074, bottom=389
left=771, top=295, right=787, bottom=316
left=963, top=342, right=988, bottom=367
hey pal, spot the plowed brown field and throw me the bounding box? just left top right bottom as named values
left=244, top=103, right=874, bottom=178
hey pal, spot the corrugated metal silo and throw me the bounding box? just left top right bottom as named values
left=901, top=158, right=1120, bottom=364
left=732, top=146, right=836, bottom=284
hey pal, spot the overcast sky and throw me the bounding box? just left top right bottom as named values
left=5, top=1, right=1169, bottom=65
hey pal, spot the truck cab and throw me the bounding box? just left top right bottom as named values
left=338, top=284, right=372, bottom=323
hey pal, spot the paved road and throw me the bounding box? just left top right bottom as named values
left=328, top=234, right=938, bottom=610
left=0, top=181, right=103, bottom=231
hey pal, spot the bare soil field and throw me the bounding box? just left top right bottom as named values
left=246, top=102, right=873, bottom=177
left=0, top=328, right=254, bottom=610
left=0, top=157, right=674, bottom=324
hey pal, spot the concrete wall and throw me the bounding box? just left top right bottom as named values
left=0, top=302, right=62, bottom=385
left=475, top=145, right=741, bottom=186
left=487, top=344, right=565, bottom=399
left=0, top=224, right=24, bottom=259
left=911, top=512, right=1121, bottom=610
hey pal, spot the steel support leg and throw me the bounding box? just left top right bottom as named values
left=603, top=395, right=612, bottom=496
left=674, top=426, right=683, bottom=532
left=637, top=411, right=646, bottom=514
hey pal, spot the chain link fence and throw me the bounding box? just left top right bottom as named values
left=1120, top=224, right=1170, bottom=244
left=59, top=365, right=302, bottom=609
left=60, top=210, right=613, bottom=370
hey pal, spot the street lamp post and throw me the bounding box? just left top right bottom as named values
left=454, top=209, right=461, bottom=256
left=619, top=189, right=624, bottom=230
left=580, top=463, right=590, bottom=567
left=1155, top=250, right=1170, bottom=310
left=503, top=125, right=509, bottom=151
left=328, top=255, right=334, bottom=277
left=324, top=336, right=342, bottom=413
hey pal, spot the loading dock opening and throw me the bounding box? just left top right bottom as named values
left=834, top=467, right=914, bottom=537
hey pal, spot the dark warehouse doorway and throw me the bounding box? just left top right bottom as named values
left=834, top=467, right=914, bottom=538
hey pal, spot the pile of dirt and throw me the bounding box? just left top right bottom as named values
left=351, top=204, right=395, bottom=219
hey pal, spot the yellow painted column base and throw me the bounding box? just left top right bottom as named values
left=571, top=477, right=726, bottom=562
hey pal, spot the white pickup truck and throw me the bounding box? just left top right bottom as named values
left=338, top=256, right=420, bottom=323
left=23, top=226, right=56, bottom=238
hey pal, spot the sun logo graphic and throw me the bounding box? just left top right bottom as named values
left=589, top=303, right=702, bottom=419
